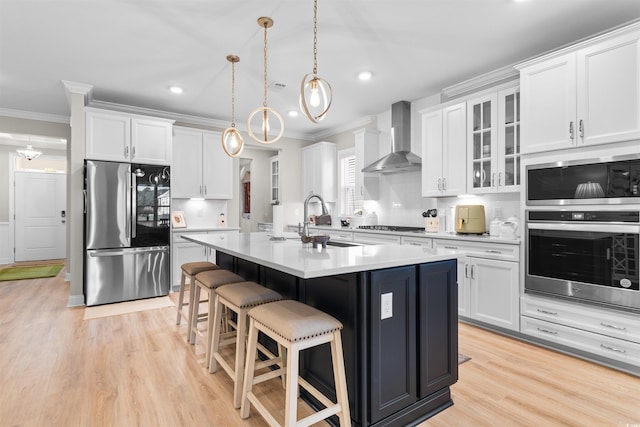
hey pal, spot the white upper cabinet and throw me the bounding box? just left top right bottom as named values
left=270, top=155, right=279, bottom=204
left=301, top=141, right=336, bottom=202
left=519, top=27, right=640, bottom=154
left=421, top=102, right=467, bottom=197
left=85, top=108, right=173, bottom=165
left=172, top=127, right=232, bottom=199
left=466, top=86, right=521, bottom=194
left=354, top=128, right=380, bottom=200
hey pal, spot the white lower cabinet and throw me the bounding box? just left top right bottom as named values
left=400, top=236, right=433, bottom=247
left=352, top=232, right=400, bottom=245
left=433, top=238, right=520, bottom=331
left=521, top=294, right=640, bottom=367
left=171, top=230, right=238, bottom=289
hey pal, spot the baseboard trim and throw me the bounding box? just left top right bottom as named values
left=67, top=294, right=85, bottom=308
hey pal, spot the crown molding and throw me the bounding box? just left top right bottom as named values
left=441, top=65, right=519, bottom=100
left=0, top=108, right=69, bottom=124
left=61, top=80, right=94, bottom=106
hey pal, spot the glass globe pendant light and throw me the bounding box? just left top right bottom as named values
left=221, top=54, right=244, bottom=157
left=247, top=17, right=284, bottom=144
left=299, top=0, right=332, bottom=124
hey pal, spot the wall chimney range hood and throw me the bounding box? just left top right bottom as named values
left=362, top=100, right=421, bottom=174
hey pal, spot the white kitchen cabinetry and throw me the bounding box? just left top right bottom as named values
left=301, top=141, right=336, bottom=202
left=466, top=86, right=521, bottom=194
left=518, top=28, right=640, bottom=154
left=354, top=128, right=381, bottom=200
left=400, top=235, right=433, bottom=247
left=85, top=108, right=173, bottom=165
left=421, top=102, right=467, bottom=197
left=352, top=232, right=401, bottom=245
left=521, top=294, right=640, bottom=367
left=270, top=155, right=279, bottom=204
left=171, top=230, right=238, bottom=289
left=172, top=127, right=232, bottom=199
left=433, top=238, right=520, bottom=330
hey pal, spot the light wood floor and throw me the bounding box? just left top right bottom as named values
left=1, top=264, right=639, bottom=426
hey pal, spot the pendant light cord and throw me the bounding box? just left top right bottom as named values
left=263, top=22, right=268, bottom=108
left=231, top=60, right=236, bottom=127
left=313, top=0, right=318, bottom=76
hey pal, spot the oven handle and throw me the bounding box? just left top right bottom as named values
left=527, top=222, right=640, bottom=233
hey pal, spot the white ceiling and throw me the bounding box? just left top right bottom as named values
left=1, top=0, right=640, bottom=141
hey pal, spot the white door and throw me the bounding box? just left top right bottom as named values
left=15, top=172, right=67, bottom=261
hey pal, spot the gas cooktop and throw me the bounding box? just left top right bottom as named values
left=357, top=225, right=424, bottom=232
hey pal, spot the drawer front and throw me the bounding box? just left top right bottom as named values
left=432, top=238, right=519, bottom=262
left=401, top=236, right=433, bottom=247
left=521, top=316, right=640, bottom=366
left=323, top=230, right=354, bottom=242
left=521, top=295, right=640, bottom=344
left=353, top=232, right=401, bottom=244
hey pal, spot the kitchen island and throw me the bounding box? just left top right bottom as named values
left=182, top=232, right=461, bottom=427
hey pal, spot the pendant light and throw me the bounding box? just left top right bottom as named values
left=299, top=0, right=332, bottom=123
left=16, top=144, right=42, bottom=161
left=221, top=54, right=244, bottom=157
left=247, top=17, right=284, bottom=144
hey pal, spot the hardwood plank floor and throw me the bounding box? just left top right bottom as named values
left=1, top=264, right=638, bottom=426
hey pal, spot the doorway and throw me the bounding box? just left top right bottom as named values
left=14, top=171, right=67, bottom=261
left=239, top=158, right=251, bottom=233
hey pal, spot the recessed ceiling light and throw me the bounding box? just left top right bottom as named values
left=169, top=86, right=183, bottom=94
left=358, top=71, right=372, bottom=81
left=288, top=110, right=299, bottom=117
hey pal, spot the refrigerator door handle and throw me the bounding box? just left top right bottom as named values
left=89, top=247, right=169, bottom=257
left=83, top=189, right=87, bottom=214
left=126, top=172, right=132, bottom=240
left=131, top=173, right=137, bottom=239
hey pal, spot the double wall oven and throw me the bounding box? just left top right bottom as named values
left=525, top=154, right=640, bottom=312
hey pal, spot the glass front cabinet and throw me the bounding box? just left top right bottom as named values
left=466, top=86, right=520, bottom=194
left=270, top=155, right=279, bottom=204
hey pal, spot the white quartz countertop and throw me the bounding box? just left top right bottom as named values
left=181, top=232, right=462, bottom=279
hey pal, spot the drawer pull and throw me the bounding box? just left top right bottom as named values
left=485, top=249, right=502, bottom=254
left=537, top=327, right=558, bottom=335
left=600, top=322, right=627, bottom=331
left=600, top=344, right=626, bottom=354
left=444, top=246, right=458, bottom=250
left=536, top=309, right=558, bottom=316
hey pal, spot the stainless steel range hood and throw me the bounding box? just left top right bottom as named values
left=362, top=100, right=421, bottom=174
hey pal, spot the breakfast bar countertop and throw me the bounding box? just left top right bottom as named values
left=181, top=232, right=462, bottom=279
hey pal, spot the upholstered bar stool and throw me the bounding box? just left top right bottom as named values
left=189, top=269, right=245, bottom=365
left=209, top=281, right=283, bottom=408
left=240, top=300, right=351, bottom=427
left=176, top=261, right=219, bottom=325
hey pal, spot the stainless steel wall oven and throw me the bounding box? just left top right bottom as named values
left=525, top=210, right=640, bottom=311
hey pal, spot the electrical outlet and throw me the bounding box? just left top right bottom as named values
left=381, top=292, right=393, bottom=320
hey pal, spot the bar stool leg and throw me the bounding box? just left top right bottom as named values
left=331, top=330, right=351, bottom=426
left=240, top=318, right=259, bottom=420
left=189, top=285, right=201, bottom=345
left=176, top=272, right=188, bottom=325
left=204, top=288, right=216, bottom=369
left=284, top=342, right=300, bottom=427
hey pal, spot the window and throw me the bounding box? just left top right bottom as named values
left=338, top=149, right=362, bottom=215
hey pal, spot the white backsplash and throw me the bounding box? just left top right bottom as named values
left=171, top=199, right=228, bottom=229
left=361, top=171, right=521, bottom=230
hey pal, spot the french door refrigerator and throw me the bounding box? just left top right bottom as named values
left=84, top=160, right=171, bottom=306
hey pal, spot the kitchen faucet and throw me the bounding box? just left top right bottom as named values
left=299, top=193, right=329, bottom=243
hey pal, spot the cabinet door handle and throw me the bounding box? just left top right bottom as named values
left=442, top=178, right=447, bottom=191
left=204, top=185, right=207, bottom=195
left=444, top=245, right=458, bottom=250
left=536, top=308, right=558, bottom=316
left=491, top=173, right=495, bottom=188
left=132, top=146, right=136, bottom=158
left=600, top=322, right=626, bottom=331
left=498, top=172, right=503, bottom=187
left=470, top=265, right=476, bottom=279
left=485, top=249, right=502, bottom=254
left=579, top=119, right=584, bottom=138
left=199, top=185, right=203, bottom=196
left=437, top=178, right=442, bottom=191
left=569, top=121, right=574, bottom=140
left=125, top=145, right=129, bottom=159
left=465, top=263, right=470, bottom=278
left=537, top=327, right=558, bottom=336
left=600, top=344, right=626, bottom=354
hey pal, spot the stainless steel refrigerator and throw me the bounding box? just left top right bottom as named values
left=84, top=160, right=171, bottom=306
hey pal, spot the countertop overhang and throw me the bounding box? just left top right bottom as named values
left=182, top=232, right=462, bottom=279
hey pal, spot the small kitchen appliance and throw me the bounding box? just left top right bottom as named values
left=455, top=205, right=486, bottom=234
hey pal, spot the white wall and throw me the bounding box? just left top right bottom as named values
left=0, top=223, right=9, bottom=265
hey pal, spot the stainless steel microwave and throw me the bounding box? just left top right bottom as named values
left=527, top=154, right=640, bottom=205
